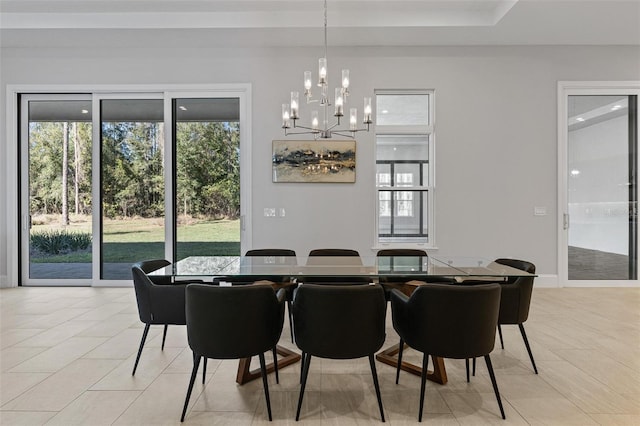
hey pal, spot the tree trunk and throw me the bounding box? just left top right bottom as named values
left=158, top=122, right=165, bottom=157
left=61, top=122, right=69, bottom=226
left=73, top=122, right=81, bottom=215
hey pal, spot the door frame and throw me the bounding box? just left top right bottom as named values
left=557, top=81, right=640, bottom=287
left=7, top=84, right=252, bottom=287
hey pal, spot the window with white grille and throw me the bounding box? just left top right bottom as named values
left=375, top=90, right=434, bottom=245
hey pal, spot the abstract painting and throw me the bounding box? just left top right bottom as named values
left=272, top=140, right=356, bottom=183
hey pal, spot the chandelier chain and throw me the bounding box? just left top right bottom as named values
left=324, top=0, right=328, bottom=61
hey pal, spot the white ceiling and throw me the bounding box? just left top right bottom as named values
left=1, top=0, right=639, bottom=47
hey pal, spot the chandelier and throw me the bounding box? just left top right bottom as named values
left=281, top=0, right=372, bottom=139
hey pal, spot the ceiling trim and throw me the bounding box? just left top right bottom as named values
left=0, top=0, right=518, bottom=29
left=2, top=1, right=638, bottom=47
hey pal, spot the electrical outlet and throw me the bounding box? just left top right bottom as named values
left=264, top=207, right=276, bottom=217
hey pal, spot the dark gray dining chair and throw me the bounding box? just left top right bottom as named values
left=246, top=249, right=297, bottom=342
left=212, top=248, right=297, bottom=341
left=245, top=248, right=296, bottom=257
left=212, top=248, right=296, bottom=285
left=376, top=249, right=457, bottom=300
left=308, top=248, right=361, bottom=257
left=293, top=283, right=387, bottom=422
left=470, top=258, right=538, bottom=376
left=181, top=283, right=286, bottom=422
left=304, top=248, right=370, bottom=284
left=131, top=260, right=188, bottom=376
left=494, top=258, right=537, bottom=373
left=376, top=249, right=428, bottom=300
left=391, top=283, right=505, bottom=421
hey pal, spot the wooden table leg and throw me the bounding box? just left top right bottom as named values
left=236, top=345, right=301, bottom=385
left=375, top=342, right=448, bottom=385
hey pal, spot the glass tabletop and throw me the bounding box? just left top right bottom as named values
left=148, top=255, right=534, bottom=279
left=429, top=256, right=531, bottom=277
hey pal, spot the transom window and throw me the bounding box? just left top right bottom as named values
left=375, top=90, right=434, bottom=246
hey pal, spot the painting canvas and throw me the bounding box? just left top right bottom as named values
left=272, top=140, right=356, bottom=183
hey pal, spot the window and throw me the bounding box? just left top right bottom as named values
left=375, top=91, right=434, bottom=245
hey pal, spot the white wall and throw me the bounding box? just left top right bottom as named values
left=2, top=44, right=640, bottom=286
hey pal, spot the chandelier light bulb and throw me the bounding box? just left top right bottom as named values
left=342, top=70, right=350, bottom=88
left=311, top=111, right=319, bottom=131
left=334, top=88, right=344, bottom=116
left=363, top=97, right=372, bottom=124
left=304, top=71, right=312, bottom=95
left=318, top=58, right=327, bottom=85
left=342, top=69, right=350, bottom=97
left=291, top=91, right=299, bottom=119
left=282, top=104, right=291, bottom=128
left=350, top=108, right=358, bottom=131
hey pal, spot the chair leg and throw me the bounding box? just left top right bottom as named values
left=472, top=357, right=476, bottom=376
left=132, top=324, right=150, bottom=376
left=484, top=355, right=506, bottom=420
left=202, top=357, right=207, bottom=384
left=498, top=324, right=504, bottom=349
left=396, top=339, right=404, bottom=385
left=258, top=352, right=273, bottom=421
left=273, top=347, right=279, bottom=384
left=296, top=353, right=312, bottom=421
left=519, top=323, right=538, bottom=374
left=300, top=351, right=305, bottom=384
left=368, top=354, right=386, bottom=422
left=180, top=352, right=201, bottom=422
left=465, top=358, right=470, bottom=382
left=418, top=353, right=429, bottom=422
left=161, top=324, right=168, bottom=350
left=287, top=300, right=294, bottom=342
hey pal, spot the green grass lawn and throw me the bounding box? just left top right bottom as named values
left=31, top=217, right=240, bottom=263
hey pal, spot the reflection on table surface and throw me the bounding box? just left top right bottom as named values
left=148, top=255, right=535, bottom=279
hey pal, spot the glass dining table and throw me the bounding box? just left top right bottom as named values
left=149, top=255, right=535, bottom=385
left=150, top=254, right=533, bottom=281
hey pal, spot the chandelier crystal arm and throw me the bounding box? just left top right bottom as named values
left=285, top=129, right=318, bottom=136
left=288, top=124, right=318, bottom=132
left=331, top=131, right=358, bottom=139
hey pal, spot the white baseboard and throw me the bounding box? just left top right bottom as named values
left=0, top=275, right=16, bottom=288
left=92, top=281, right=132, bottom=288
left=562, top=280, right=640, bottom=288
left=535, top=274, right=640, bottom=288
left=534, top=274, right=559, bottom=288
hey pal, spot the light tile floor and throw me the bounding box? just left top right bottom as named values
left=1, top=286, right=639, bottom=425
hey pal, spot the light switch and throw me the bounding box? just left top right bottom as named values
left=278, top=208, right=286, bottom=217
left=534, top=206, right=547, bottom=216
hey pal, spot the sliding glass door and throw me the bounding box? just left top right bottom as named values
left=20, top=88, right=248, bottom=285
left=559, top=83, right=640, bottom=285
left=21, top=95, right=94, bottom=283
left=174, top=98, right=241, bottom=260
left=99, top=97, right=166, bottom=280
